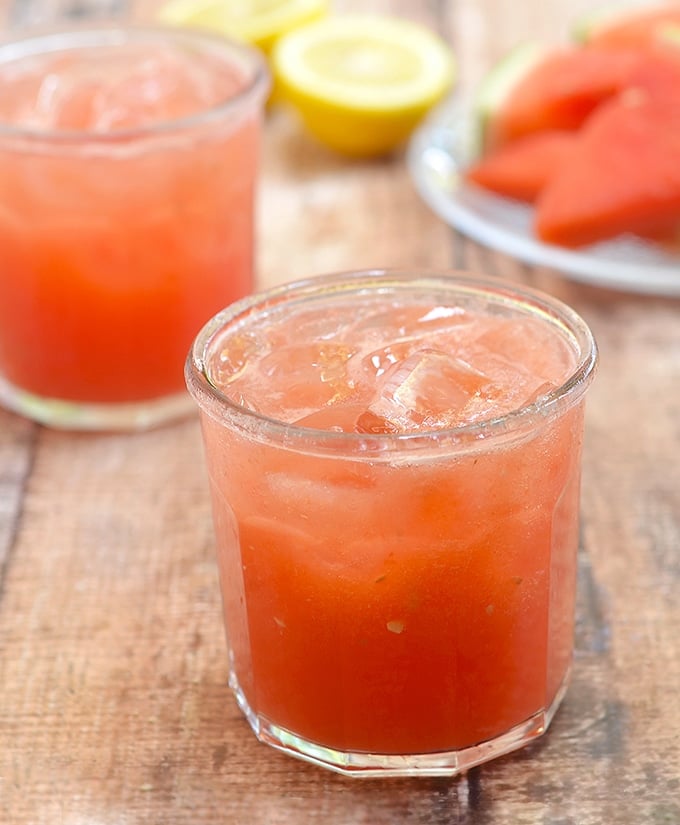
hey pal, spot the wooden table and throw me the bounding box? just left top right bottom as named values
left=1, top=1, right=679, bottom=822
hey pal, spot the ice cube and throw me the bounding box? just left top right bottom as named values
left=360, top=340, right=415, bottom=379
left=224, top=342, right=359, bottom=423
left=356, top=348, right=491, bottom=434
left=16, top=55, right=103, bottom=131
left=89, top=47, right=244, bottom=131
left=460, top=379, right=558, bottom=424
left=474, top=316, right=575, bottom=384
left=352, top=305, right=480, bottom=387
left=294, top=403, right=370, bottom=433
left=265, top=304, right=358, bottom=347
left=209, top=330, right=263, bottom=388
left=353, top=304, right=471, bottom=340
left=454, top=345, right=560, bottom=423
left=1, top=44, right=247, bottom=133
left=260, top=343, right=356, bottom=384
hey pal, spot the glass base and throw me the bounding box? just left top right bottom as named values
left=229, top=670, right=570, bottom=778
left=0, top=374, right=194, bottom=431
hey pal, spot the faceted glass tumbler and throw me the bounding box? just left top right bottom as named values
left=186, top=270, right=598, bottom=777
left=0, top=24, right=268, bottom=430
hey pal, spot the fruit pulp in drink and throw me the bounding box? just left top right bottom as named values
left=200, top=288, right=585, bottom=754
left=0, top=37, right=261, bottom=403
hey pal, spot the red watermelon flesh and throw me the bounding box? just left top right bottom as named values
left=626, top=45, right=680, bottom=100
left=466, top=131, right=576, bottom=202
left=535, top=94, right=680, bottom=247
left=489, top=46, right=647, bottom=149
left=586, top=4, right=680, bottom=49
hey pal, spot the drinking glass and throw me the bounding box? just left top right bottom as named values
left=0, top=24, right=268, bottom=429
left=186, top=269, right=597, bottom=777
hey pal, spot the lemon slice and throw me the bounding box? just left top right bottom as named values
left=157, top=0, right=328, bottom=54
left=272, top=15, right=456, bottom=157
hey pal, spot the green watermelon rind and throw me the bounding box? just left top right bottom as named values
left=572, top=5, right=628, bottom=42
left=472, top=41, right=548, bottom=155
left=572, top=3, right=680, bottom=43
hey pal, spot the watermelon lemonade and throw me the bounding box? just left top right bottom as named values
left=186, top=270, right=597, bottom=776
left=0, top=26, right=268, bottom=429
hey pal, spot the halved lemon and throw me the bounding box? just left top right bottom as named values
left=157, top=0, right=328, bottom=54
left=272, top=15, right=456, bottom=157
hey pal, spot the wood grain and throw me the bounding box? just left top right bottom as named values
left=1, top=1, right=680, bottom=823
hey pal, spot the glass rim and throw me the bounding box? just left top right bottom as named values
left=0, top=23, right=270, bottom=145
left=186, top=269, right=598, bottom=454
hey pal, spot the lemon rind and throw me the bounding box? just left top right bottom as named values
left=159, top=0, right=329, bottom=48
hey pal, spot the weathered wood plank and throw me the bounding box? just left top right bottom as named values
left=0, top=415, right=36, bottom=594
left=1, top=0, right=679, bottom=823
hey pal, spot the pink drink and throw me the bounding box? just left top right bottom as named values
left=0, top=26, right=268, bottom=429
left=215, top=296, right=574, bottom=427
left=188, top=272, right=597, bottom=776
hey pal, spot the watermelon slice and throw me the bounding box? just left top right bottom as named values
left=485, top=45, right=648, bottom=149
left=576, top=3, right=680, bottom=48
left=535, top=94, right=680, bottom=247
left=625, top=44, right=680, bottom=100
left=466, top=131, right=576, bottom=203
left=473, top=42, right=548, bottom=150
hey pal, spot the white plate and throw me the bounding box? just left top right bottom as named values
left=407, top=98, right=680, bottom=297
